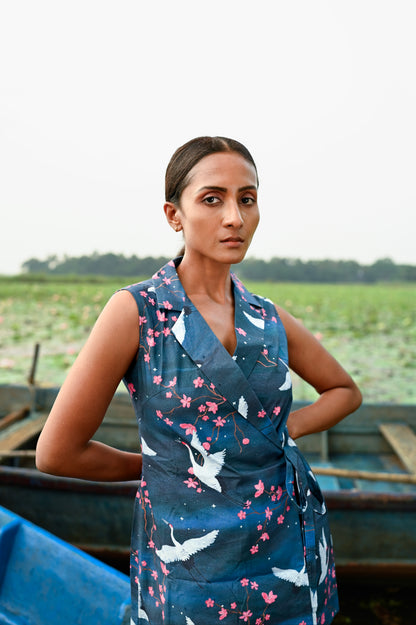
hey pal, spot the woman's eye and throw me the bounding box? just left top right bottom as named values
left=204, top=196, right=220, bottom=205
left=241, top=196, right=256, bottom=205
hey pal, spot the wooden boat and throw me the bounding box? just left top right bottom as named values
left=0, top=504, right=130, bottom=625
left=1, top=383, right=415, bottom=578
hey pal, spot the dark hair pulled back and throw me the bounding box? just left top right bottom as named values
left=165, top=136, right=258, bottom=205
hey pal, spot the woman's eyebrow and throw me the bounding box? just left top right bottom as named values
left=197, top=185, right=257, bottom=193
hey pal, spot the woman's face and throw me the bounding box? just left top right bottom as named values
left=166, top=151, right=259, bottom=266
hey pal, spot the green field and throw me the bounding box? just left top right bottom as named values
left=0, top=276, right=415, bottom=404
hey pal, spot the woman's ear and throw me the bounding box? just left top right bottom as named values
left=164, top=202, right=183, bottom=232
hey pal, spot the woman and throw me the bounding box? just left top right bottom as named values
left=36, top=136, right=362, bottom=625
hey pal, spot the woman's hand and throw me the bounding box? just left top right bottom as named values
left=36, top=290, right=142, bottom=481
left=276, top=306, right=362, bottom=440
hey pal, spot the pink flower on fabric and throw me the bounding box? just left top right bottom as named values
left=153, top=375, right=162, bottom=385
left=277, top=515, right=285, bottom=524
left=273, top=406, right=281, bottom=416
left=198, top=404, right=206, bottom=412
left=147, top=336, right=155, bottom=347
left=238, top=510, right=246, bottom=520
left=202, top=442, right=211, bottom=451
left=206, top=401, right=218, bottom=414
left=240, top=578, right=249, bottom=587
left=214, top=417, right=226, bottom=427
left=169, top=377, right=177, bottom=387
left=242, top=438, right=250, bottom=445
left=236, top=327, right=247, bottom=336
left=244, top=500, right=252, bottom=508
left=139, top=316, right=147, bottom=324
left=156, top=310, right=167, bottom=322
left=180, top=423, right=196, bottom=435
left=206, top=598, right=215, bottom=607
left=163, top=300, right=173, bottom=309
left=219, top=607, right=228, bottom=620
left=180, top=395, right=191, bottom=408
left=163, top=327, right=171, bottom=336
left=164, top=418, right=173, bottom=426
left=250, top=581, right=259, bottom=590
left=257, top=409, right=266, bottom=418
left=184, top=477, right=198, bottom=489
left=127, top=383, right=136, bottom=397
left=148, top=298, right=155, bottom=306
left=151, top=570, right=158, bottom=579
left=160, top=562, right=170, bottom=575
left=163, top=277, right=171, bottom=285
left=265, top=506, right=273, bottom=520
left=240, top=610, right=253, bottom=621
left=230, top=603, right=237, bottom=609
left=320, top=615, right=325, bottom=624
left=148, top=586, right=154, bottom=596
left=193, top=376, right=204, bottom=388
left=262, top=591, right=277, bottom=604
left=156, top=410, right=163, bottom=418
left=250, top=545, right=258, bottom=554
left=260, top=532, right=270, bottom=542
left=166, top=392, right=172, bottom=398
left=254, top=480, right=265, bottom=497
left=144, top=353, right=150, bottom=362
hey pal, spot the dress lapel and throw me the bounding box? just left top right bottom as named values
left=152, top=260, right=282, bottom=450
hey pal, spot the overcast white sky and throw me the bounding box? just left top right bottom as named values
left=0, top=1, right=415, bottom=275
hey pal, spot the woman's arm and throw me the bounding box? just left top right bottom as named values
left=36, top=290, right=142, bottom=481
left=276, top=305, right=362, bottom=440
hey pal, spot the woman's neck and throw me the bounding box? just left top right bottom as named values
left=177, top=253, right=233, bottom=305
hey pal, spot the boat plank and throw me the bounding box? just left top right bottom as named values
left=0, top=414, right=47, bottom=456
left=379, top=423, right=416, bottom=474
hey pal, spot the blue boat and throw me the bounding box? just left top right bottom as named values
left=0, top=505, right=130, bottom=625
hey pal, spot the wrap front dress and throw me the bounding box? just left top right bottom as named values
left=122, top=258, right=339, bottom=625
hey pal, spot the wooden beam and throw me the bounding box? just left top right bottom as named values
left=0, top=406, right=31, bottom=432
left=311, top=465, right=416, bottom=485
left=0, top=414, right=47, bottom=459
left=379, top=423, right=416, bottom=474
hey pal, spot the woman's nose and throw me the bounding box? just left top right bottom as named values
left=224, top=200, right=243, bottom=227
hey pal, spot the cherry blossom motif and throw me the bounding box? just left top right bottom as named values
left=206, top=401, right=219, bottom=413
left=219, top=607, right=228, bottom=620
left=127, top=382, right=136, bottom=397
left=193, top=376, right=204, bottom=388
left=254, top=480, right=265, bottom=498
left=236, top=327, right=247, bottom=336
left=205, top=598, right=215, bottom=607
left=180, top=394, right=192, bottom=408
left=213, top=416, right=226, bottom=427
left=240, top=610, right=253, bottom=621
left=257, top=409, right=266, bottom=418
left=153, top=375, right=162, bottom=385
left=180, top=423, right=196, bottom=435
left=262, top=591, right=277, bottom=604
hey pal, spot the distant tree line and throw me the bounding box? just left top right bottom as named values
left=21, top=253, right=416, bottom=283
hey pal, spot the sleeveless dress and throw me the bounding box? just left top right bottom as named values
left=122, top=258, right=339, bottom=625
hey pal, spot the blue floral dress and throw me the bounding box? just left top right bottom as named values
left=122, top=258, right=339, bottom=625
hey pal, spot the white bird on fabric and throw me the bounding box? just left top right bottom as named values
left=141, top=436, right=157, bottom=456
left=272, top=560, right=309, bottom=587
left=185, top=618, right=196, bottom=625
left=243, top=310, right=265, bottom=329
left=278, top=357, right=292, bottom=391
left=318, top=528, right=329, bottom=584
left=156, top=520, right=219, bottom=564
left=182, top=432, right=226, bottom=492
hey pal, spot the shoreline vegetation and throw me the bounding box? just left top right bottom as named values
left=9, top=253, right=416, bottom=283
left=0, top=269, right=414, bottom=405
